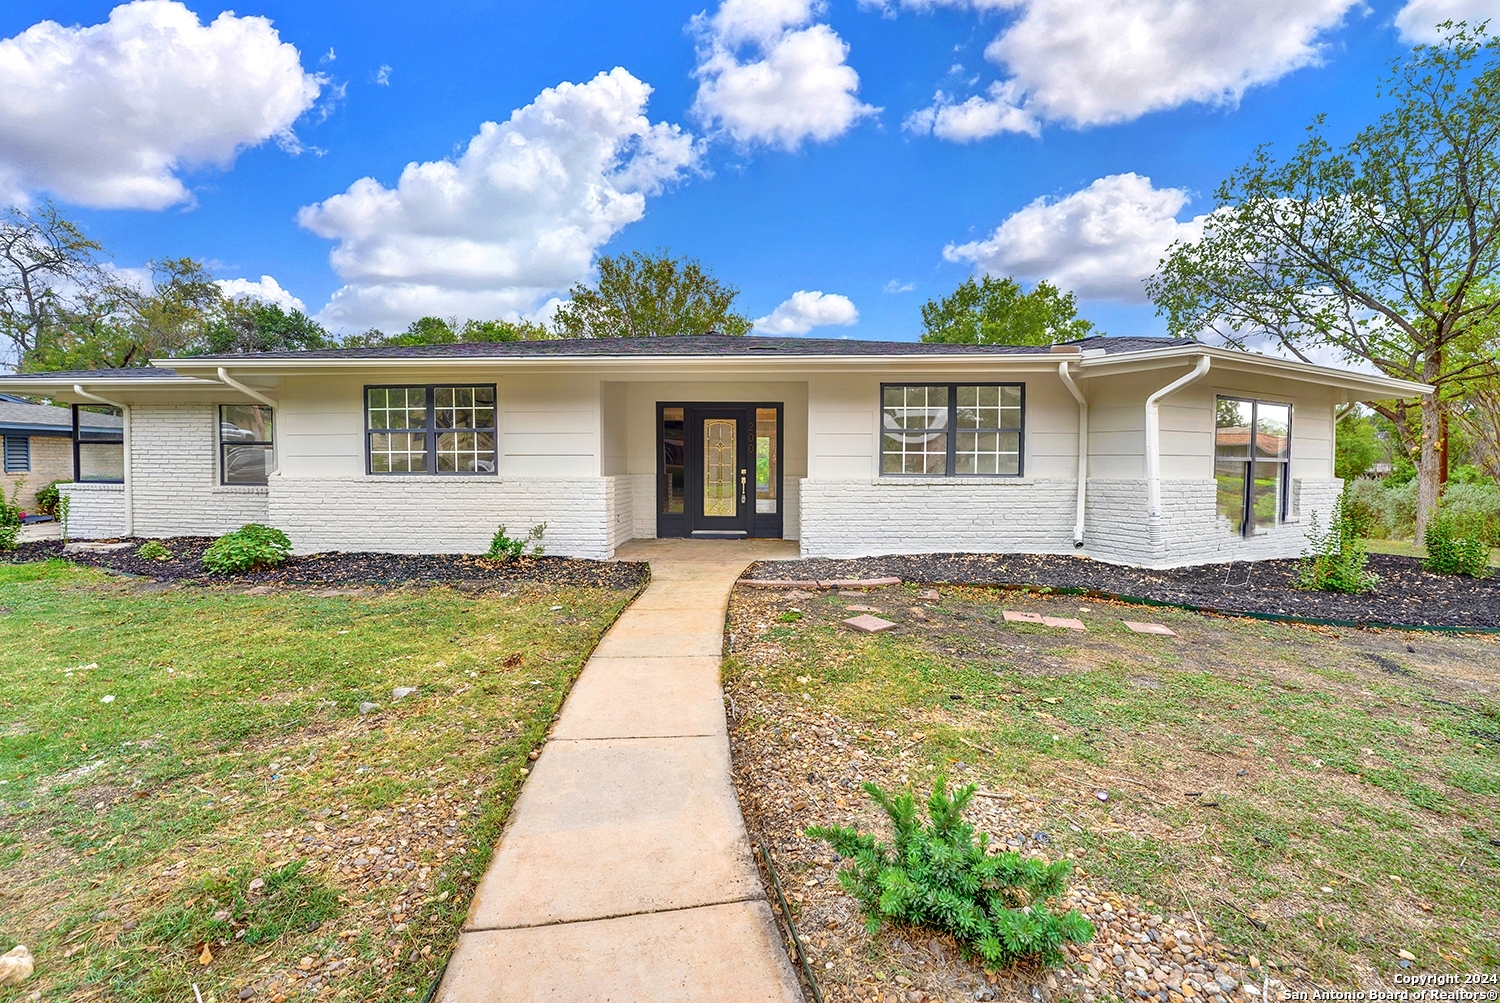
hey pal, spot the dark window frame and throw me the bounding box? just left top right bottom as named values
left=72, top=404, right=125, bottom=484
left=3, top=435, right=29, bottom=473
left=363, top=384, right=498, bottom=477
left=879, top=382, right=1026, bottom=478
left=1214, top=395, right=1292, bottom=537
left=219, top=404, right=274, bottom=486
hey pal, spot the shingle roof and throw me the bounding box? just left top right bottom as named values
left=0, top=399, right=122, bottom=433
left=0, top=367, right=181, bottom=379
left=1066, top=335, right=1194, bottom=354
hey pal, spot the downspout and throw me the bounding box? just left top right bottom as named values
left=217, top=368, right=279, bottom=475
left=1145, top=355, right=1211, bottom=550
left=74, top=384, right=132, bottom=538
left=1057, top=360, right=1087, bottom=548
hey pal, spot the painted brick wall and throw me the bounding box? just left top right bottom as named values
left=58, top=482, right=126, bottom=539
left=606, top=476, right=633, bottom=549
left=7, top=435, right=72, bottom=511
left=799, top=478, right=1079, bottom=558
left=129, top=404, right=269, bottom=537
left=266, top=476, right=613, bottom=558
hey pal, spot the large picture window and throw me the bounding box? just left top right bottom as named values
left=881, top=383, right=1023, bottom=476
left=1215, top=397, right=1291, bottom=536
left=366, top=385, right=496, bottom=475
left=220, top=405, right=273, bottom=484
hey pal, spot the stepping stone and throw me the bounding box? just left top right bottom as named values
left=1124, top=621, right=1178, bottom=636
left=917, top=589, right=940, bottom=601
left=845, top=604, right=881, bottom=612
left=1002, top=610, right=1044, bottom=623
left=842, top=614, right=898, bottom=633
left=1041, top=616, right=1087, bottom=630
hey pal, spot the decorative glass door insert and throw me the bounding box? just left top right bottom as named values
left=703, top=418, right=738, bottom=517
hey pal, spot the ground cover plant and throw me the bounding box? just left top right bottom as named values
left=0, top=560, right=640, bottom=1002
left=202, top=524, right=292, bottom=574
left=724, top=583, right=1500, bottom=1003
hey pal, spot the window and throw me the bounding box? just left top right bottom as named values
left=220, top=405, right=273, bottom=485
left=660, top=406, right=685, bottom=514
left=365, top=385, right=496, bottom=475
left=3, top=436, right=29, bottom=473
left=755, top=407, right=778, bottom=513
left=881, top=383, right=1023, bottom=476
left=1215, top=396, right=1291, bottom=536
left=73, top=405, right=124, bottom=483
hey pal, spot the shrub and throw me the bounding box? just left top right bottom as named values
left=1297, top=489, right=1378, bottom=593
left=33, top=479, right=68, bottom=516
left=807, top=779, right=1094, bottom=969
left=202, top=524, right=292, bottom=574
left=136, top=540, right=173, bottom=561
left=1423, top=514, right=1490, bottom=577
left=1435, top=481, right=1500, bottom=546
left=486, top=522, right=547, bottom=560
left=0, top=480, right=22, bottom=552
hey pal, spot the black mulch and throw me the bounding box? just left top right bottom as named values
left=743, top=552, right=1500, bottom=630
left=3, top=537, right=649, bottom=591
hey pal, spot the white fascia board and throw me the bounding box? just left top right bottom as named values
left=1076, top=344, right=1432, bottom=399
left=0, top=375, right=242, bottom=404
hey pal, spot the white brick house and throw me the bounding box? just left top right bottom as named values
left=0, top=335, right=1429, bottom=569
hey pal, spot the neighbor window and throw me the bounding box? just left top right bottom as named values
left=881, top=383, right=1023, bottom=476
left=3, top=436, right=29, bottom=473
left=220, top=405, right=273, bottom=485
left=1215, top=397, right=1291, bottom=536
left=366, top=385, right=497, bottom=475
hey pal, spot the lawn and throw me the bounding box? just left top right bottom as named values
left=1364, top=537, right=1500, bottom=568
left=0, top=560, right=640, bottom=1003
left=724, top=583, right=1500, bottom=1003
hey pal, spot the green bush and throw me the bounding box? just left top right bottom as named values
left=1435, top=482, right=1500, bottom=546
left=202, top=524, right=292, bottom=574
left=486, top=522, right=546, bottom=560
left=1298, top=489, right=1378, bottom=593
left=807, top=779, right=1094, bottom=969
left=1423, top=514, right=1490, bottom=577
left=0, top=480, right=22, bottom=552
left=136, top=540, right=173, bottom=561
left=33, top=479, right=68, bottom=516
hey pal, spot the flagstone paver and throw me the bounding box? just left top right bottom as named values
left=435, top=539, right=804, bottom=1003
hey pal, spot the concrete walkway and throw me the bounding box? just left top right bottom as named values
left=436, top=539, right=805, bottom=1003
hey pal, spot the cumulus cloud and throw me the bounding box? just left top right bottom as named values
left=216, top=275, right=307, bottom=313
left=298, top=67, right=699, bottom=332
left=898, top=0, right=1359, bottom=140
left=0, top=0, right=323, bottom=210
left=1394, top=0, right=1497, bottom=41
left=754, top=290, right=859, bottom=334
left=692, top=0, right=877, bottom=150
left=944, top=173, right=1205, bottom=302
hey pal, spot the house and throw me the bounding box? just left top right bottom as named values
left=0, top=335, right=1429, bottom=568
left=0, top=394, right=124, bottom=512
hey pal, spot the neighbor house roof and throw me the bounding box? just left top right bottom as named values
left=0, top=398, right=123, bottom=436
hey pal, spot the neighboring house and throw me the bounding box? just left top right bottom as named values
left=0, top=335, right=1429, bottom=568
left=0, top=394, right=124, bottom=512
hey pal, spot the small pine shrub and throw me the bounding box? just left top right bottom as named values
left=202, top=524, right=292, bottom=574
left=34, top=479, right=68, bottom=516
left=486, top=522, right=547, bottom=560
left=807, top=779, right=1094, bottom=969
left=136, top=540, right=173, bottom=561
left=1297, top=489, right=1378, bottom=593
left=1423, top=514, right=1490, bottom=577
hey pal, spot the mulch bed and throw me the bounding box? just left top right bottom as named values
left=3, top=537, right=649, bottom=591
left=743, top=552, right=1500, bottom=630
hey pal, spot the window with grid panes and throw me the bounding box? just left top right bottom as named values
left=366, top=385, right=496, bottom=474
left=881, top=383, right=1023, bottom=476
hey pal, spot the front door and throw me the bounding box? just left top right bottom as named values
left=657, top=402, right=783, bottom=539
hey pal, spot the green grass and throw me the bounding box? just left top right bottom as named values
left=0, top=560, right=639, bottom=1002
left=1365, top=537, right=1500, bottom=567
left=726, top=584, right=1500, bottom=985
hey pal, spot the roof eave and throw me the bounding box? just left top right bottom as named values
left=1076, top=344, right=1432, bottom=398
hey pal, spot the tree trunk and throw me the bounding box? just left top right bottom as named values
left=1438, top=408, right=1449, bottom=485
left=1415, top=393, right=1443, bottom=541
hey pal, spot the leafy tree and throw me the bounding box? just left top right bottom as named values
left=0, top=202, right=108, bottom=366
left=1147, top=24, right=1500, bottom=537
left=345, top=315, right=551, bottom=348
left=550, top=250, right=752, bottom=338
left=1335, top=407, right=1383, bottom=480
left=194, top=301, right=335, bottom=355
left=920, top=275, right=1095, bottom=346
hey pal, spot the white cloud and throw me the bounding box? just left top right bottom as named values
left=883, top=279, right=915, bottom=293
left=692, top=0, right=877, bottom=150
left=216, top=275, right=307, bottom=313
left=298, top=67, right=700, bottom=332
left=944, top=173, right=1205, bottom=302
left=755, top=290, right=859, bottom=334
left=898, top=0, right=1360, bottom=139
left=1394, top=0, right=1498, bottom=41
left=375, top=64, right=393, bottom=86
left=0, top=0, right=323, bottom=210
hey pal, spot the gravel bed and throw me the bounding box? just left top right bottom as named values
left=743, top=552, right=1500, bottom=629
left=3, top=537, right=649, bottom=591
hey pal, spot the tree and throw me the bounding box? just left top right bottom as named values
left=1147, top=24, right=1500, bottom=537
left=0, top=202, right=107, bottom=366
left=919, top=275, right=1096, bottom=346
left=194, top=300, right=335, bottom=355
left=343, top=315, right=552, bottom=348
left=550, top=250, right=752, bottom=338
left=1335, top=406, right=1382, bottom=480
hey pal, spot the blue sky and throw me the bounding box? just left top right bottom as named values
left=0, top=0, right=1488, bottom=341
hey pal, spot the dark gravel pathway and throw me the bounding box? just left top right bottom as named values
left=4, top=537, right=648, bottom=591
left=743, top=552, right=1500, bottom=629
